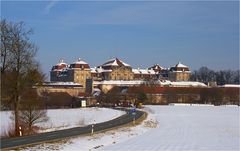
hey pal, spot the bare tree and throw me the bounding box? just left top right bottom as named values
left=1, top=19, right=11, bottom=73
left=18, top=89, right=48, bottom=134
left=191, top=66, right=239, bottom=85
left=1, top=19, right=44, bottom=136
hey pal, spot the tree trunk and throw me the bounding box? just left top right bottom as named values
left=14, top=102, right=20, bottom=136
left=29, top=108, right=32, bottom=131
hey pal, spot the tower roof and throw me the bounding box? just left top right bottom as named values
left=51, top=59, right=68, bottom=71
left=175, top=62, right=188, bottom=68
left=170, top=62, right=190, bottom=72
left=70, top=58, right=90, bottom=69
left=148, top=64, right=165, bottom=71
left=72, top=58, right=88, bottom=65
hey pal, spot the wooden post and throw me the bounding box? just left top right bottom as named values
left=91, top=124, right=94, bottom=134
left=19, top=126, right=22, bottom=136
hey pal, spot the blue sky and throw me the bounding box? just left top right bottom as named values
left=2, top=1, right=239, bottom=78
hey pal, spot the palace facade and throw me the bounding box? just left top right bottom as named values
left=50, top=57, right=191, bottom=88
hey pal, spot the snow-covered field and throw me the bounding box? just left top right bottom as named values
left=0, top=107, right=125, bottom=137
left=14, top=105, right=239, bottom=151
left=103, top=105, right=240, bottom=151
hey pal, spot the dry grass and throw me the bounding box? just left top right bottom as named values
left=143, top=119, right=158, bottom=128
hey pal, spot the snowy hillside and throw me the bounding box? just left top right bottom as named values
left=0, top=108, right=125, bottom=137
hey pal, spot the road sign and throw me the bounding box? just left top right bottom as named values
left=131, top=107, right=136, bottom=114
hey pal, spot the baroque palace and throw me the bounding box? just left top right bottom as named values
left=50, top=58, right=191, bottom=89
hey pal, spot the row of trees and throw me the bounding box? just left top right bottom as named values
left=1, top=19, right=47, bottom=136
left=96, top=87, right=147, bottom=108
left=190, top=67, right=239, bottom=85
left=127, top=85, right=239, bottom=105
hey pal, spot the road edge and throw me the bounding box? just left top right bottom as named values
left=1, top=108, right=147, bottom=150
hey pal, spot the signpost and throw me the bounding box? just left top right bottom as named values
left=91, top=120, right=95, bottom=134
left=81, top=100, right=86, bottom=108
left=91, top=124, right=94, bottom=134
left=19, top=126, right=22, bottom=136
left=131, top=107, right=136, bottom=124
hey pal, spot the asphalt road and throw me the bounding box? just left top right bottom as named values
left=0, top=108, right=144, bottom=150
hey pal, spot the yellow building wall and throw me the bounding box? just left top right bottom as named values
left=36, top=86, right=85, bottom=96
left=109, top=68, right=134, bottom=80
left=70, top=69, right=91, bottom=88
left=169, top=72, right=190, bottom=81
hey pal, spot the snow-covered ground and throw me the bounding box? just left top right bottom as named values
left=3, top=105, right=240, bottom=151
left=103, top=105, right=240, bottom=151
left=0, top=107, right=125, bottom=137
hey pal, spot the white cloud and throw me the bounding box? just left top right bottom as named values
left=44, top=0, right=58, bottom=14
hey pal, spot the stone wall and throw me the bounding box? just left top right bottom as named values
left=146, top=93, right=200, bottom=104
left=37, top=86, right=85, bottom=97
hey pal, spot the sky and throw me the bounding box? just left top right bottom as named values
left=1, top=1, right=239, bottom=79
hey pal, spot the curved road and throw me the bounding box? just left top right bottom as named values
left=0, top=108, right=145, bottom=150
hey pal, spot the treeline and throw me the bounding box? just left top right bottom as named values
left=97, top=85, right=240, bottom=107
left=190, top=67, right=239, bottom=85
left=127, top=86, right=240, bottom=106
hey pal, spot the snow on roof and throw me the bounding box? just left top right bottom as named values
left=132, top=69, right=141, bottom=74
left=93, top=80, right=206, bottom=87
left=159, top=80, right=172, bottom=85
left=102, top=69, right=112, bottom=72
left=92, top=67, right=111, bottom=73
left=102, top=59, right=119, bottom=67
left=73, top=58, right=88, bottom=64
left=121, top=61, right=131, bottom=67
left=139, top=69, right=149, bottom=74
left=102, top=58, right=131, bottom=67
left=157, top=81, right=206, bottom=87
left=51, top=69, right=63, bottom=72
left=219, top=84, right=240, bottom=88
left=156, top=64, right=164, bottom=69
left=94, top=80, right=145, bottom=85
left=176, top=62, right=188, bottom=68
left=149, top=64, right=165, bottom=70
left=169, top=81, right=207, bottom=87
left=96, top=67, right=103, bottom=73
left=56, top=62, right=67, bottom=66
left=52, top=59, right=68, bottom=71
left=90, top=68, right=97, bottom=73
left=44, top=82, right=83, bottom=86
left=133, top=68, right=156, bottom=74
left=55, top=59, right=68, bottom=66
left=148, top=69, right=156, bottom=74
